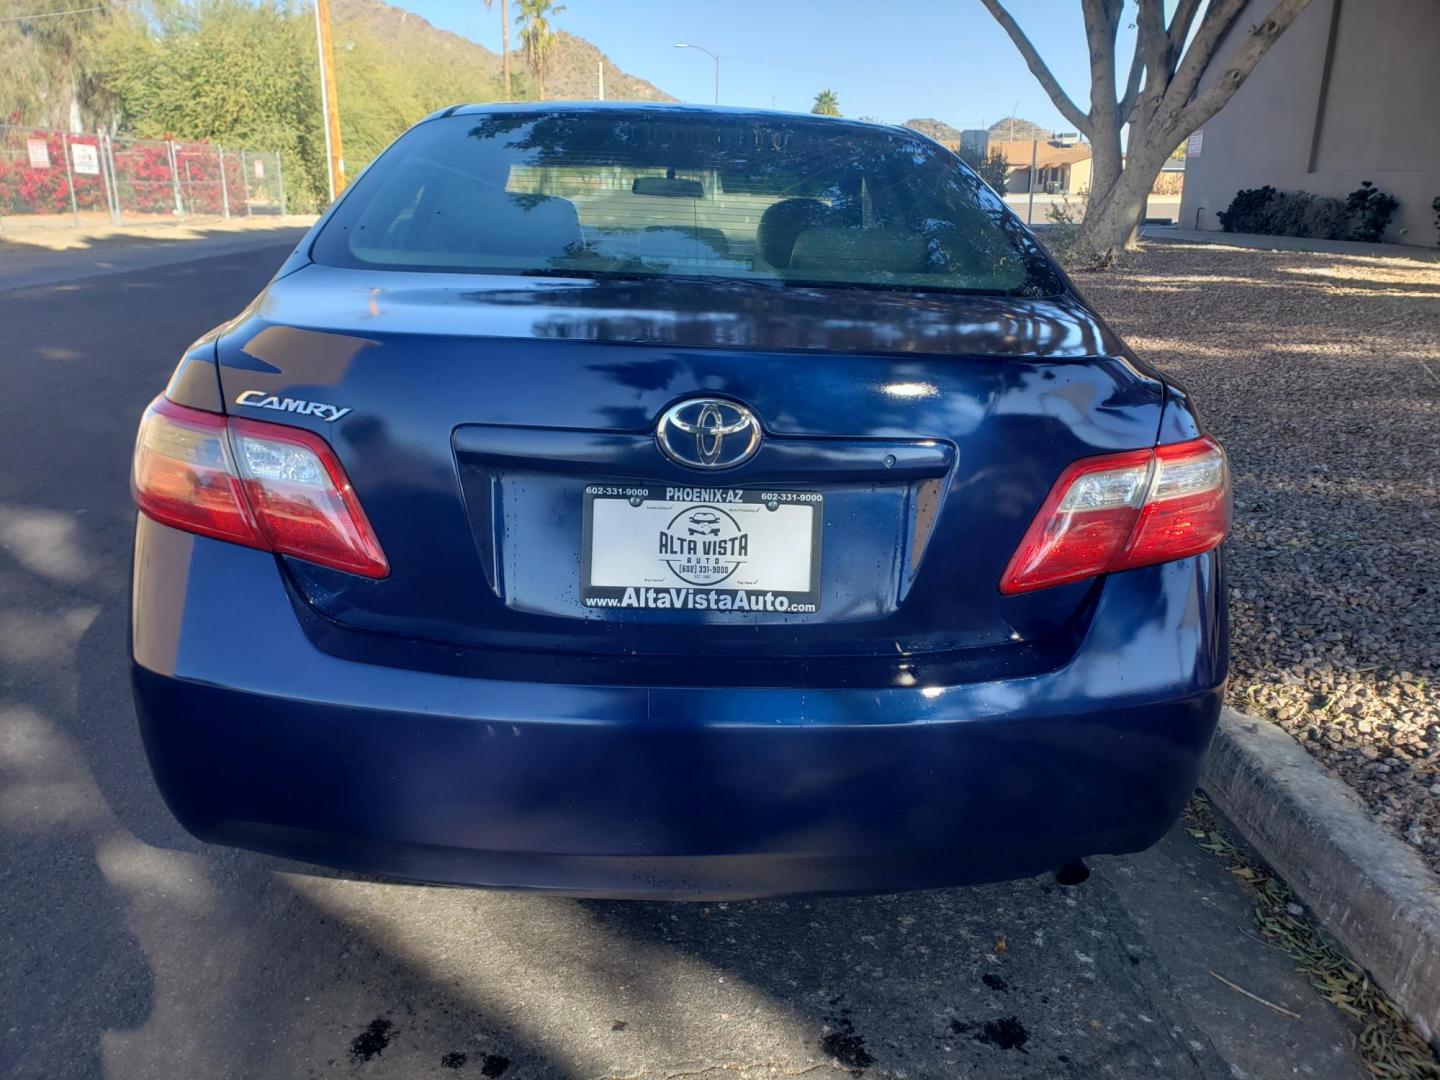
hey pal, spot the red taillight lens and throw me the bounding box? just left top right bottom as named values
left=229, top=418, right=389, bottom=578
left=1116, top=438, right=1231, bottom=572
left=1000, top=436, right=1229, bottom=595
left=132, top=397, right=388, bottom=579
left=132, top=398, right=262, bottom=549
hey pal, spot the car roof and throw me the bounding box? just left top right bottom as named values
left=420, top=100, right=914, bottom=139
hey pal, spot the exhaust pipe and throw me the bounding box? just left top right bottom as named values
left=1054, top=859, right=1090, bottom=886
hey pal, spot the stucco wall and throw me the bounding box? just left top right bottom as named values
left=1179, top=0, right=1440, bottom=246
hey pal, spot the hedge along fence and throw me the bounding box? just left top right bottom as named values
left=0, top=124, right=285, bottom=225
left=0, top=130, right=106, bottom=216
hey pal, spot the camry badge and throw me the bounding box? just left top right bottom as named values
left=234, top=390, right=352, bottom=423
left=656, top=399, right=762, bottom=470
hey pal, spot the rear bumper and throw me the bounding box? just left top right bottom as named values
left=131, top=517, right=1227, bottom=899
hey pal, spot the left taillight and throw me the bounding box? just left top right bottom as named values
left=1000, top=435, right=1230, bottom=595
left=132, top=396, right=388, bottom=579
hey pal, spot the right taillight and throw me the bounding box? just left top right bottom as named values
left=132, top=396, right=388, bottom=579
left=1000, top=435, right=1230, bottom=595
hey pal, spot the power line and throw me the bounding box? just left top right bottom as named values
left=0, top=5, right=104, bottom=21
left=720, top=53, right=974, bottom=94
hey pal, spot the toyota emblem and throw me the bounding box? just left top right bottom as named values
left=656, top=399, right=762, bottom=470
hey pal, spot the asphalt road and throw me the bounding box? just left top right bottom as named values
left=0, top=237, right=1369, bottom=1080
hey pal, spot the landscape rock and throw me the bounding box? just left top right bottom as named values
left=1082, top=240, right=1440, bottom=874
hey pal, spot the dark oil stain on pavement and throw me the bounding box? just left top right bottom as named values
left=480, top=1053, right=511, bottom=1077
left=820, top=1001, right=875, bottom=1073
left=441, top=1051, right=468, bottom=1069
left=950, top=1014, right=1029, bottom=1051
left=349, top=1018, right=394, bottom=1062
left=821, top=1027, right=875, bottom=1073
left=974, top=1016, right=1029, bottom=1051
left=981, top=972, right=1009, bottom=993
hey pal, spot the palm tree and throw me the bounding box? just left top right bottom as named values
left=517, top=0, right=565, bottom=100
left=481, top=0, right=513, bottom=99
left=811, top=89, right=840, bottom=117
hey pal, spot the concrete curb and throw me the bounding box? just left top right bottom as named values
left=1202, top=708, right=1440, bottom=1047
left=1139, top=225, right=1440, bottom=263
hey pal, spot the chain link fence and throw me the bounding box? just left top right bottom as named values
left=1, top=124, right=285, bottom=234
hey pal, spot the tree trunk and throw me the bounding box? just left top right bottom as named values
left=1079, top=0, right=1125, bottom=222
left=1077, top=144, right=1169, bottom=260
left=1084, top=133, right=1122, bottom=222
left=980, top=0, right=1317, bottom=264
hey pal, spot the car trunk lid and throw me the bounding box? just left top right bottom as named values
left=213, top=265, right=1164, bottom=674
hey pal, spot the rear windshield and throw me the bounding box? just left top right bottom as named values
left=312, top=110, right=1062, bottom=297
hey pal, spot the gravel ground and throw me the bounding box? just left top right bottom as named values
left=1078, top=239, right=1440, bottom=872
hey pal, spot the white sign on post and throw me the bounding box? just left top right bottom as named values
left=253, top=158, right=265, bottom=179
left=1186, top=130, right=1204, bottom=158
left=71, top=142, right=100, bottom=176
left=27, top=139, right=50, bottom=169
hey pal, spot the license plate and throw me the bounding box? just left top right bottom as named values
left=581, top=484, right=823, bottom=613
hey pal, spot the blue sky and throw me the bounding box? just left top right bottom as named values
left=389, top=0, right=1140, bottom=134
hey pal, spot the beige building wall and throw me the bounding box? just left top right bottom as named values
left=1179, top=0, right=1440, bottom=246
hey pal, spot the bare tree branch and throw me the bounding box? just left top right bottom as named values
left=1165, top=0, right=1248, bottom=112
left=1118, top=37, right=1146, bottom=123
left=978, top=0, right=1093, bottom=136
left=985, top=0, right=1316, bottom=259
left=1135, top=0, right=1168, bottom=68
left=1080, top=0, right=1125, bottom=113
left=1167, top=0, right=1204, bottom=62
left=1176, top=0, right=1314, bottom=133
left=1123, top=0, right=1168, bottom=124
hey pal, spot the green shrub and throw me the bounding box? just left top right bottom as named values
left=1269, top=191, right=1313, bottom=237
left=1345, top=181, right=1399, bottom=242
left=1217, top=185, right=1279, bottom=233
left=1301, top=195, right=1348, bottom=240
left=959, top=148, right=1010, bottom=192
left=1039, top=198, right=1090, bottom=268
left=1218, top=181, right=1399, bottom=243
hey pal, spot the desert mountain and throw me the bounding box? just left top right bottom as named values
left=331, top=0, right=675, bottom=104
left=903, top=118, right=966, bottom=142
left=987, top=117, right=1054, bottom=141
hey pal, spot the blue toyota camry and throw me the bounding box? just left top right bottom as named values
left=130, top=103, right=1229, bottom=898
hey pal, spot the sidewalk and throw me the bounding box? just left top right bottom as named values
left=0, top=217, right=315, bottom=291
left=1141, top=224, right=1440, bottom=262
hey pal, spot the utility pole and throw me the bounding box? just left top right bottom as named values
left=597, top=60, right=605, bottom=100
left=674, top=43, right=720, bottom=105
left=313, top=0, right=345, bottom=201
left=501, top=0, right=511, bottom=98
left=1027, top=138, right=1037, bottom=225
